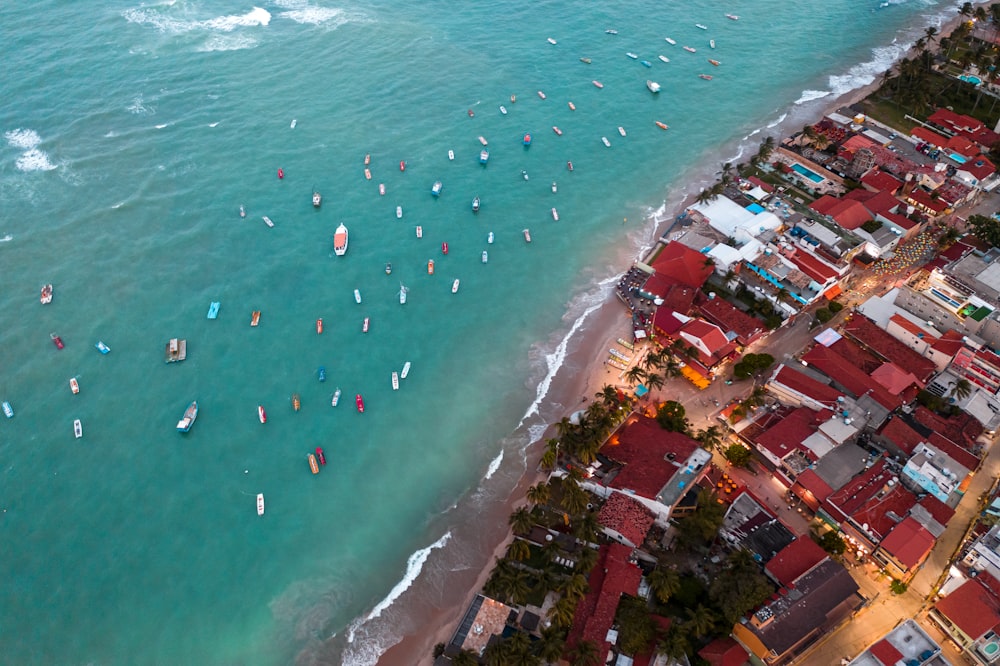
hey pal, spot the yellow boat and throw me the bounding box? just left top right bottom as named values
left=308, top=453, right=319, bottom=474
left=292, top=394, right=301, bottom=412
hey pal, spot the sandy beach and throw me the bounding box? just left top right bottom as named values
left=375, top=5, right=985, bottom=664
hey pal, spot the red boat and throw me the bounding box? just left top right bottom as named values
left=442, top=242, right=449, bottom=255
left=522, top=133, right=532, bottom=146
left=355, top=394, right=365, bottom=413
left=316, top=318, right=323, bottom=334
left=277, top=168, right=284, bottom=179
left=258, top=405, right=267, bottom=424
left=567, top=161, right=574, bottom=171
left=399, top=160, right=406, bottom=172
left=50, top=333, right=64, bottom=350
left=467, top=109, right=474, bottom=117
left=316, top=447, right=327, bottom=465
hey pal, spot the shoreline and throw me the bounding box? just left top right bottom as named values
left=373, top=4, right=984, bottom=664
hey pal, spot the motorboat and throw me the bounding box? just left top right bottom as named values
left=308, top=454, right=319, bottom=474
left=472, top=196, right=481, bottom=212
left=316, top=318, right=323, bottom=334
left=699, top=74, right=713, bottom=80
left=364, top=168, right=372, bottom=180
left=41, top=284, right=52, bottom=304
left=251, top=311, right=261, bottom=327
left=313, top=191, right=322, bottom=207
left=318, top=366, right=326, bottom=382
left=626, top=52, right=638, bottom=59
left=568, top=101, right=576, bottom=110
left=74, top=419, right=82, bottom=439
left=552, top=182, right=557, bottom=193
left=379, top=183, right=386, bottom=196
left=605, top=29, right=618, bottom=35
left=658, top=55, right=670, bottom=63
left=428, top=259, right=435, bottom=275
left=552, top=126, right=562, bottom=136
left=257, top=493, right=265, bottom=516
left=176, top=401, right=198, bottom=432
left=452, top=279, right=460, bottom=294
left=258, top=405, right=267, bottom=424
left=482, top=250, right=488, bottom=263
left=355, top=394, right=365, bottom=413
left=51, top=333, right=64, bottom=350
left=487, top=231, right=494, bottom=244
left=665, top=37, right=676, bottom=44
left=510, top=94, right=516, bottom=103
left=354, top=288, right=362, bottom=304
left=567, top=161, right=574, bottom=171
left=416, top=226, right=423, bottom=238
left=656, top=121, right=669, bottom=130
left=2, top=401, right=12, bottom=418
left=386, top=262, right=392, bottom=275
left=592, top=80, right=604, bottom=89
left=442, top=242, right=449, bottom=255
left=431, top=181, right=443, bottom=197
left=396, top=206, right=403, bottom=219
left=683, top=45, right=696, bottom=53
left=392, top=371, right=400, bottom=390
left=399, top=284, right=408, bottom=304
left=292, top=394, right=301, bottom=412
left=726, top=14, right=739, bottom=20
left=207, top=301, right=220, bottom=319
left=647, top=80, right=661, bottom=93
left=316, top=447, right=327, bottom=465
left=448, top=149, right=455, bottom=160
left=551, top=208, right=559, bottom=221
left=499, top=105, right=507, bottom=115
left=70, top=377, right=80, bottom=394
left=602, top=136, right=611, bottom=147
left=363, top=317, right=370, bottom=333
left=580, top=57, right=591, bottom=64
left=262, top=216, right=274, bottom=228
left=239, top=205, right=246, bottom=218
left=695, top=23, right=708, bottom=29
left=332, top=388, right=341, bottom=406
left=709, top=58, right=720, bottom=66
left=641, top=60, right=652, bottom=67
left=278, top=168, right=284, bottom=179
left=523, top=228, right=532, bottom=243
left=479, top=135, right=488, bottom=146
left=401, top=361, right=411, bottom=379
left=399, top=160, right=406, bottom=172
left=618, top=126, right=627, bottom=137
left=480, top=149, right=489, bottom=164
left=521, top=170, right=529, bottom=181
left=537, top=90, right=546, bottom=99
left=710, top=40, right=716, bottom=49
left=547, top=37, right=557, bottom=45
left=165, top=338, right=187, bottom=363
left=522, top=133, right=532, bottom=146
left=334, top=223, right=349, bottom=255
left=467, top=108, right=474, bottom=117
left=96, top=341, right=111, bottom=354
left=365, top=153, right=371, bottom=165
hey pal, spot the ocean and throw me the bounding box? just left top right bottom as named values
left=0, top=0, right=970, bottom=663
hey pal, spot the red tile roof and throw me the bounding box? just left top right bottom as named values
left=801, top=345, right=902, bottom=410
left=770, top=365, right=844, bottom=408
left=651, top=241, right=715, bottom=289
left=843, top=314, right=938, bottom=383
left=877, top=416, right=925, bottom=455
left=829, top=336, right=883, bottom=374
left=931, top=329, right=966, bottom=357
left=698, top=637, right=750, bottom=666
left=750, top=406, right=825, bottom=461
left=879, top=516, right=935, bottom=569
left=822, top=459, right=891, bottom=524
left=659, top=283, right=698, bottom=314
left=888, top=314, right=938, bottom=342
left=927, top=432, right=980, bottom=473
left=680, top=319, right=739, bottom=368
left=598, top=492, right=655, bottom=546
left=793, top=469, right=834, bottom=504
left=962, top=155, right=996, bottom=181
left=934, top=575, right=1000, bottom=641
left=841, top=134, right=878, bottom=156
left=765, top=537, right=828, bottom=587
left=747, top=176, right=775, bottom=193
left=907, top=188, right=949, bottom=214
left=862, top=190, right=903, bottom=216
left=600, top=416, right=700, bottom=500
left=917, top=494, right=956, bottom=526
left=913, top=406, right=984, bottom=449
left=808, top=197, right=873, bottom=230
left=652, top=306, right=686, bottom=338
left=946, top=134, right=981, bottom=159
left=911, top=126, right=950, bottom=147
left=861, top=169, right=903, bottom=193
left=787, top=248, right=840, bottom=283
left=565, top=543, right=643, bottom=662
left=871, top=362, right=920, bottom=395
left=848, top=485, right=918, bottom=543
left=869, top=638, right=904, bottom=666
left=696, top=294, right=766, bottom=345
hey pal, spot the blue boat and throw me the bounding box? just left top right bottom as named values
left=2, top=401, right=13, bottom=418
left=95, top=341, right=111, bottom=354
left=640, top=60, right=652, bottom=68
left=318, top=366, right=326, bottom=383
left=431, top=181, right=442, bottom=197
left=479, top=149, right=489, bottom=165
left=207, top=301, right=220, bottom=319
left=522, top=132, right=532, bottom=146
left=176, top=401, right=198, bottom=432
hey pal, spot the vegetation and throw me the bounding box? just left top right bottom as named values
left=890, top=579, right=909, bottom=595
left=828, top=300, right=844, bottom=313
left=676, top=489, right=726, bottom=547
left=950, top=378, right=974, bottom=402
left=724, top=443, right=752, bottom=467
left=815, top=307, right=834, bottom=323
left=969, top=214, right=1000, bottom=248
left=817, top=531, right=847, bottom=556
left=551, top=385, right=632, bottom=464
left=656, top=400, right=691, bottom=433
left=860, top=219, right=884, bottom=233
left=708, top=550, right=775, bottom=625
left=733, top=353, right=775, bottom=380
left=615, top=595, right=659, bottom=655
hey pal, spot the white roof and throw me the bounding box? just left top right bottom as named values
left=827, top=112, right=854, bottom=126
left=707, top=243, right=741, bottom=267
left=746, top=185, right=770, bottom=201
left=802, top=431, right=836, bottom=458
left=689, top=196, right=783, bottom=244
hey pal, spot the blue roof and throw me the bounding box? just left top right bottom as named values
left=746, top=203, right=766, bottom=214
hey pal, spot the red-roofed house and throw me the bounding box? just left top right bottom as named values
left=808, top=195, right=874, bottom=230
left=905, top=188, right=949, bottom=216
left=874, top=516, right=935, bottom=581
left=957, top=155, right=997, bottom=188
left=564, top=543, right=643, bottom=664
left=791, top=469, right=834, bottom=512
left=785, top=248, right=843, bottom=289
left=748, top=176, right=775, bottom=193
left=598, top=492, right=655, bottom=548
left=698, top=637, right=751, bottom=666
left=748, top=406, right=825, bottom=469
left=766, top=364, right=844, bottom=412
left=765, top=537, right=829, bottom=587
left=911, top=125, right=950, bottom=147
left=861, top=169, right=903, bottom=194
left=870, top=363, right=920, bottom=396
left=841, top=485, right=918, bottom=551
left=843, top=315, right=938, bottom=383
left=801, top=345, right=902, bottom=410
left=652, top=306, right=687, bottom=339
left=930, top=573, right=1000, bottom=653
left=678, top=319, right=739, bottom=374
left=821, top=459, right=892, bottom=525
left=650, top=241, right=715, bottom=290
left=696, top=293, right=767, bottom=346
left=874, top=416, right=925, bottom=457
left=928, top=108, right=1000, bottom=149
left=869, top=638, right=904, bottom=666
left=948, top=134, right=982, bottom=160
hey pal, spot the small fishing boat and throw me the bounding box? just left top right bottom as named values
left=355, top=394, right=365, bottom=413
left=487, top=231, right=494, bottom=244
left=547, top=37, right=557, bottom=45
left=176, top=401, right=198, bottom=432
left=74, top=419, right=82, bottom=439
left=431, top=181, right=443, bottom=197
left=665, top=37, right=676, bottom=44
left=605, top=29, right=618, bottom=35
left=41, top=284, right=53, bottom=304
left=318, top=366, right=326, bottom=382
left=618, top=126, right=627, bottom=137
left=332, top=388, right=341, bottom=407
left=510, top=94, right=516, bottom=103
left=552, top=181, right=557, bottom=193
left=472, top=196, right=481, bottom=212
left=262, top=216, right=274, bottom=228
left=364, top=154, right=371, bottom=165
left=656, top=121, right=669, bottom=130
left=290, top=119, right=298, bottom=129
left=658, top=55, right=670, bottom=63
left=401, top=361, right=411, bottom=379
left=726, top=13, right=739, bottom=20
left=278, top=168, right=284, bottom=179
left=695, top=23, right=708, bottom=29
left=567, top=161, right=574, bottom=171
left=709, top=58, right=720, bottom=66
left=442, top=242, right=449, bottom=255
left=499, top=105, right=507, bottom=115
left=313, top=191, right=322, bottom=207
left=602, top=136, right=611, bottom=147
left=709, top=40, right=716, bottom=49
left=452, top=279, right=460, bottom=294
left=553, top=126, right=562, bottom=136
left=448, top=149, right=455, bottom=160
left=396, top=206, right=403, bottom=219
left=239, top=205, right=246, bottom=218
left=399, top=160, right=406, bottom=172
left=521, top=170, right=529, bottom=181
left=647, top=80, right=661, bottom=93
left=523, top=228, right=532, bottom=243
left=259, top=405, right=267, bottom=424
left=251, top=311, right=261, bottom=327
left=308, top=454, right=320, bottom=474
left=428, top=259, right=435, bottom=275
left=399, top=284, right=408, bottom=304
left=363, top=317, right=369, bottom=333
left=580, top=57, right=591, bottom=64
left=292, top=394, right=301, bottom=412
left=2, top=401, right=12, bottom=418
left=592, top=80, right=604, bottom=89
left=478, top=136, right=488, bottom=146
left=537, top=90, right=546, bottom=99
left=316, top=318, right=323, bottom=334
left=364, top=168, right=372, bottom=180
left=378, top=183, right=386, bottom=196
left=95, top=341, right=110, bottom=354
left=551, top=208, right=560, bottom=221
left=699, top=74, right=713, bottom=80
left=683, top=45, right=696, bottom=53
left=479, top=149, right=489, bottom=164
left=416, top=226, right=423, bottom=238
left=392, top=371, right=400, bottom=390
left=467, top=109, right=474, bottom=117
left=51, top=333, right=64, bottom=349
left=257, top=493, right=265, bottom=515
left=164, top=338, right=187, bottom=363
left=626, top=52, right=638, bottom=59
left=354, top=289, right=362, bottom=304
left=386, top=262, right=392, bottom=275
left=316, top=447, right=327, bottom=465
left=641, top=60, right=652, bottom=68
left=207, top=301, right=220, bottom=319
left=334, top=223, right=349, bottom=256
left=568, top=101, right=576, bottom=110
left=482, top=250, right=488, bottom=263
left=522, top=133, right=532, bottom=146
left=70, top=377, right=80, bottom=395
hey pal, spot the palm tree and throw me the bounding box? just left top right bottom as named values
left=647, top=567, right=681, bottom=604
left=924, top=26, right=939, bottom=45
left=540, top=446, right=558, bottom=471
left=526, top=482, right=551, bottom=507
left=695, top=425, right=724, bottom=450
left=657, top=626, right=692, bottom=659
left=684, top=604, right=717, bottom=638
left=548, top=595, right=578, bottom=628
left=695, top=188, right=713, bottom=205
left=560, top=484, right=590, bottom=516
left=597, top=384, right=619, bottom=408
left=571, top=510, right=600, bottom=542
left=625, top=365, right=646, bottom=385
left=571, top=640, right=601, bottom=666
left=509, top=507, right=535, bottom=535
left=644, top=372, right=666, bottom=392
left=534, top=625, right=566, bottom=662
left=575, top=545, right=599, bottom=573
left=950, top=378, right=973, bottom=402
left=502, top=632, right=539, bottom=666
left=508, top=538, right=532, bottom=561
left=562, top=572, right=590, bottom=600
left=451, top=649, right=479, bottom=666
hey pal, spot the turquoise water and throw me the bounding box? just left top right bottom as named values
left=0, top=1, right=971, bottom=664
left=792, top=162, right=826, bottom=183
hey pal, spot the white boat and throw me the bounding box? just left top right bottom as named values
left=547, top=37, right=557, bottom=45
left=551, top=207, right=559, bottom=221
left=379, top=183, right=386, bottom=196
left=452, top=279, right=460, bottom=293
left=726, top=14, right=739, bottom=21
left=257, top=493, right=265, bottom=516
left=416, top=226, right=423, bottom=238
left=658, top=55, right=670, bottom=63
left=482, top=250, right=488, bottom=263
left=262, top=216, right=274, bottom=228
left=523, top=228, right=532, bottom=243
left=602, top=136, right=611, bottom=147
left=74, top=419, right=82, bottom=439
left=710, top=39, right=716, bottom=49
left=312, top=191, right=322, bottom=207
left=448, top=149, right=455, bottom=160
left=664, top=37, right=676, bottom=44
left=354, top=288, right=362, bottom=304
left=332, top=388, right=341, bottom=407
left=363, top=316, right=370, bottom=333
left=499, top=105, right=507, bottom=115
left=396, top=206, right=403, bottom=219
left=431, top=181, right=443, bottom=197
left=334, top=223, right=349, bottom=255
left=290, top=119, right=297, bottom=129
left=695, top=23, right=708, bottom=29
left=401, top=361, right=411, bottom=379
left=521, top=170, right=529, bottom=181
left=479, top=149, right=489, bottom=164
left=487, top=231, right=494, bottom=244
left=537, top=90, right=546, bottom=99
left=606, top=29, right=618, bottom=35
left=683, top=45, right=696, bottom=53
left=41, top=284, right=53, bottom=304
left=399, top=284, right=408, bottom=304
left=618, top=126, right=627, bottom=137
left=2, top=401, right=12, bottom=418
left=176, top=401, right=198, bottom=432
left=239, top=204, right=246, bottom=218
left=626, top=52, right=638, bottom=59
left=552, top=181, right=557, bottom=193
left=70, top=377, right=80, bottom=394
left=392, top=371, right=400, bottom=390
left=646, top=80, right=661, bottom=93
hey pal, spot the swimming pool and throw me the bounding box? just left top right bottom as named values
left=959, top=74, right=983, bottom=86
left=791, top=163, right=825, bottom=183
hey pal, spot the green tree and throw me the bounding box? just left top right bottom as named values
left=816, top=308, right=833, bottom=323
left=657, top=625, right=692, bottom=659
left=677, top=489, right=726, bottom=547
left=562, top=572, right=590, bottom=601
left=890, top=579, right=909, bottom=595
left=733, top=353, right=775, bottom=380
left=709, top=550, right=775, bottom=625
left=548, top=595, right=578, bottom=629
left=534, top=624, right=566, bottom=662
left=509, top=507, right=535, bottom=535
left=625, top=365, right=646, bottom=385
left=560, top=483, right=590, bottom=517
left=508, top=538, right=532, bottom=562
left=575, top=545, right=599, bottom=573
left=616, top=595, right=658, bottom=655
left=683, top=604, right=718, bottom=638
left=818, top=531, right=847, bottom=556
left=647, top=566, right=681, bottom=604
left=451, top=649, right=479, bottom=666
left=570, top=639, right=601, bottom=666
left=656, top=400, right=690, bottom=432
left=969, top=214, right=1000, bottom=247
left=695, top=425, right=724, bottom=450
left=950, top=378, right=974, bottom=402
left=526, top=482, right=551, bottom=507
left=724, top=443, right=752, bottom=467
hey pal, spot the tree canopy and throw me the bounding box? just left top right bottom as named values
left=709, top=550, right=775, bottom=625
left=733, top=353, right=775, bottom=380
left=969, top=214, right=1000, bottom=247
left=656, top=400, right=690, bottom=433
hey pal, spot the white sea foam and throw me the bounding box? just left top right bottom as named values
left=0, top=235, right=13, bottom=243
left=208, top=122, right=219, bottom=127
left=127, top=95, right=154, bottom=115
left=794, top=89, right=831, bottom=105
left=122, top=6, right=271, bottom=33
left=198, top=34, right=259, bottom=51
left=154, top=123, right=168, bottom=129
left=484, top=450, right=503, bottom=479
left=767, top=112, right=788, bottom=128
left=5, top=129, right=57, bottom=172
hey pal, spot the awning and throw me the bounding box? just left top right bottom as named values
left=634, top=384, right=649, bottom=397
left=823, top=283, right=842, bottom=300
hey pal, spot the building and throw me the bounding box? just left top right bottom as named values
left=597, top=492, right=656, bottom=548
left=872, top=516, right=936, bottom=582
left=929, top=572, right=1000, bottom=664
left=847, top=619, right=949, bottom=666
left=764, top=537, right=829, bottom=587
left=695, top=292, right=767, bottom=346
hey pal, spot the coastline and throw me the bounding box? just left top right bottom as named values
left=374, top=5, right=983, bottom=664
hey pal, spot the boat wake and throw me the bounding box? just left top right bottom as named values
left=483, top=450, right=504, bottom=480
left=274, top=0, right=361, bottom=26
left=126, top=94, right=154, bottom=115
left=122, top=5, right=271, bottom=35
left=0, top=235, right=13, bottom=243
left=5, top=128, right=57, bottom=172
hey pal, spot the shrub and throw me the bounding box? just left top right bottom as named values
left=861, top=219, right=883, bottom=233
left=828, top=300, right=844, bottom=313
left=815, top=308, right=833, bottom=323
